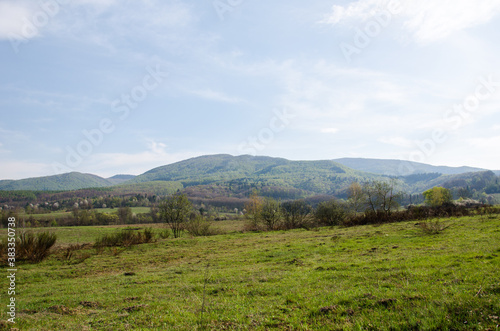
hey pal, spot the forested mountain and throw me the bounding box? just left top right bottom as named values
left=130, top=154, right=385, bottom=197
left=334, top=158, right=486, bottom=176
left=0, top=155, right=498, bottom=204
left=106, top=174, right=136, bottom=185
left=0, top=172, right=114, bottom=191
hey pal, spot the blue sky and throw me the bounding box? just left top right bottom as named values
left=1, top=0, right=500, bottom=179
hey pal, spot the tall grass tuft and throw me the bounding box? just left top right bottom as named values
left=184, top=216, right=220, bottom=237
left=419, top=219, right=451, bottom=235
left=17, top=231, right=57, bottom=263
left=0, top=240, right=7, bottom=263
left=94, top=228, right=155, bottom=249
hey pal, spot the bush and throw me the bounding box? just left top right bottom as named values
left=315, top=199, right=347, bottom=226
left=281, top=200, right=312, bottom=230
left=143, top=227, right=154, bottom=243
left=17, top=231, right=57, bottom=263
left=95, top=212, right=119, bottom=225
left=0, top=240, right=6, bottom=263
left=260, top=198, right=282, bottom=230
left=158, top=228, right=171, bottom=239
left=94, top=228, right=155, bottom=249
left=184, top=215, right=219, bottom=237
left=419, top=219, right=450, bottom=235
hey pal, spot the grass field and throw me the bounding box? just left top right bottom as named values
left=19, top=207, right=153, bottom=222
left=1, top=215, right=499, bottom=330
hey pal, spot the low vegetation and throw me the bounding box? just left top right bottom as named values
left=0, top=213, right=498, bottom=329
left=94, top=228, right=154, bottom=249
left=0, top=231, right=57, bottom=264
left=1, top=181, right=499, bottom=329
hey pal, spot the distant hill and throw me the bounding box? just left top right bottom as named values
left=107, top=174, right=136, bottom=185
left=334, top=158, right=486, bottom=176
left=0, top=172, right=113, bottom=191
left=130, top=154, right=386, bottom=198
left=0, top=156, right=498, bottom=200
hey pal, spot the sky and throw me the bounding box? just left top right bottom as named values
left=1, top=0, right=500, bottom=180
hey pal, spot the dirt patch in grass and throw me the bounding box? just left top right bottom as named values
left=47, top=305, right=74, bottom=315
left=122, top=304, right=148, bottom=313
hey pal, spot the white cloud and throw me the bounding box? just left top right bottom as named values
left=467, top=135, right=500, bottom=148
left=189, top=89, right=243, bottom=104
left=320, top=0, right=395, bottom=25
left=0, top=1, right=39, bottom=40
left=56, top=0, right=195, bottom=42
left=320, top=128, right=339, bottom=134
left=0, top=161, right=53, bottom=180
left=322, top=0, right=500, bottom=43
left=75, top=139, right=200, bottom=177
left=379, top=136, right=413, bottom=148
left=402, top=0, right=500, bottom=43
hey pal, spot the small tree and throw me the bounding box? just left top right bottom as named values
left=315, top=199, right=346, bottom=226
left=260, top=198, right=282, bottom=230
left=423, top=187, right=453, bottom=207
left=117, top=206, right=133, bottom=224
left=159, top=194, right=192, bottom=238
left=363, top=180, right=401, bottom=215
left=347, top=182, right=366, bottom=213
left=244, top=191, right=264, bottom=230
left=281, top=200, right=312, bottom=229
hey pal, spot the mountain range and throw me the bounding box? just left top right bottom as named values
left=333, top=158, right=490, bottom=176
left=0, top=155, right=499, bottom=199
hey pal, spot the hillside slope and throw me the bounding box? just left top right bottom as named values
left=334, top=158, right=486, bottom=176
left=0, top=172, right=113, bottom=191
left=129, top=154, right=385, bottom=197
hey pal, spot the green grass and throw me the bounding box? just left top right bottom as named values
left=97, top=207, right=151, bottom=215
left=20, top=207, right=152, bottom=222
left=1, top=215, right=499, bottom=330
left=21, top=211, right=73, bottom=221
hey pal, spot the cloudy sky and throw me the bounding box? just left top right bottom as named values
left=1, top=0, right=500, bottom=179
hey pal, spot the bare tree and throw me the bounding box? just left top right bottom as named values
left=281, top=200, right=312, bottom=229
left=159, top=194, right=192, bottom=238
left=260, top=198, right=281, bottom=230
left=362, top=180, right=402, bottom=215
left=347, top=182, right=366, bottom=213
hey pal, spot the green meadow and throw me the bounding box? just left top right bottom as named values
left=20, top=207, right=153, bottom=222
left=1, top=215, right=499, bottom=330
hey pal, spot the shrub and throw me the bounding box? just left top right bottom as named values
left=423, top=187, right=453, bottom=207
left=243, top=192, right=264, bottom=231
left=184, top=215, right=219, bottom=237
left=143, top=227, right=154, bottom=243
left=260, top=198, right=282, bottom=230
left=17, top=231, right=57, bottom=263
left=94, top=228, right=155, bottom=249
left=315, top=199, right=346, bottom=226
left=281, top=200, right=312, bottom=230
left=0, top=240, right=6, bottom=263
left=95, top=212, right=119, bottom=225
left=419, top=219, right=450, bottom=235
left=158, top=228, right=171, bottom=239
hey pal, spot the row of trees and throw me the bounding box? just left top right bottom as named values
left=242, top=182, right=474, bottom=231
left=2, top=179, right=490, bottom=232
left=2, top=194, right=164, bottom=214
